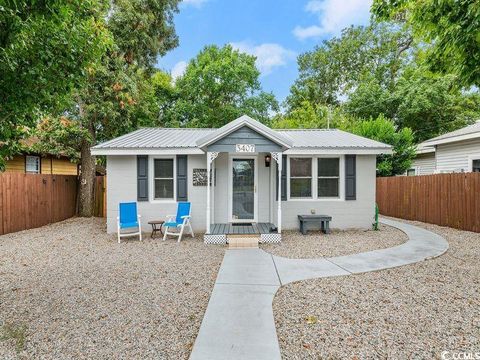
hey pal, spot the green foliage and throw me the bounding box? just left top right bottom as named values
left=344, top=115, right=416, bottom=176
left=32, top=117, right=88, bottom=161
left=162, top=44, right=278, bottom=128
left=346, top=68, right=480, bottom=142
left=286, top=23, right=413, bottom=109
left=0, top=0, right=111, bottom=170
left=108, top=0, right=179, bottom=67
left=0, top=322, right=27, bottom=353
left=372, top=0, right=480, bottom=87
left=287, top=20, right=480, bottom=143
left=271, top=101, right=351, bottom=130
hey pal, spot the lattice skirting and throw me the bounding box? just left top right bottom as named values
left=204, top=234, right=227, bottom=245
left=260, top=233, right=282, bottom=243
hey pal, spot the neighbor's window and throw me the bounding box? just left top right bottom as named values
left=472, top=159, right=480, bottom=173
left=318, top=158, right=339, bottom=197
left=25, top=155, right=40, bottom=174
left=154, top=159, right=174, bottom=199
left=406, top=168, right=416, bottom=176
left=290, top=158, right=312, bottom=198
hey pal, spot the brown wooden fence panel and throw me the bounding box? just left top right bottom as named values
left=94, top=176, right=106, bottom=218
left=376, top=173, right=480, bottom=232
left=0, top=173, right=78, bottom=236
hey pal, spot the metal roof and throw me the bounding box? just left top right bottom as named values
left=277, top=129, right=391, bottom=149
left=92, top=128, right=214, bottom=149
left=415, top=142, right=435, bottom=155
left=423, top=121, right=480, bottom=146
left=91, top=116, right=392, bottom=155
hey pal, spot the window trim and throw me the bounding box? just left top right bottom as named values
left=468, top=154, right=480, bottom=172
left=25, top=155, right=40, bottom=174
left=287, top=155, right=345, bottom=201
left=406, top=167, right=418, bottom=176
left=288, top=156, right=313, bottom=199
left=150, top=156, right=176, bottom=203
left=317, top=157, right=341, bottom=199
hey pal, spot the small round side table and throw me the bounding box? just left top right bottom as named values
left=148, top=220, right=164, bottom=239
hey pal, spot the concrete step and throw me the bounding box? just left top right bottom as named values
left=227, top=235, right=260, bottom=249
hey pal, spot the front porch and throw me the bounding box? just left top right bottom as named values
left=197, top=116, right=291, bottom=245
left=210, top=222, right=276, bottom=235
left=205, top=222, right=281, bottom=244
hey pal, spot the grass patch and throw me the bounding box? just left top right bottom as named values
left=0, top=322, right=27, bottom=352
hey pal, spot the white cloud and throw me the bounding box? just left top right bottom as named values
left=230, top=42, right=296, bottom=75
left=171, top=60, right=187, bottom=80
left=293, top=0, right=372, bottom=40
left=181, top=0, right=208, bottom=8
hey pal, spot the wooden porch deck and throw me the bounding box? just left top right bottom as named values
left=210, top=222, right=277, bottom=235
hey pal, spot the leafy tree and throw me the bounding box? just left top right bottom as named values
left=372, top=0, right=480, bottom=87
left=286, top=23, right=413, bottom=109
left=345, top=68, right=480, bottom=142
left=30, top=0, right=180, bottom=216
left=0, top=0, right=110, bottom=170
left=164, top=45, right=278, bottom=128
left=344, top=115, right=416, bottom=176
left=271, top=101, right=351, bottom=130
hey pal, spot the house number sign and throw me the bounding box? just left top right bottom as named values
left=236, top=144, right=255, bottom=153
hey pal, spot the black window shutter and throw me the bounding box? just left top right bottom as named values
left=176, top=155, right=188, bottom=201
left=275, top=155, right=287, bottom=201
left=137, top=155, right=149, bottom=201
left=345, top=155, right=356, bottom=200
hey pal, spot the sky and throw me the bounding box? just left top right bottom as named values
left=156, top=0, right=373, bottom=103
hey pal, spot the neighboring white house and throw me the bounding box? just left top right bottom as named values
left=407, top=121, right=480, bottom=175
left=91, top=115, right=392, bottom=243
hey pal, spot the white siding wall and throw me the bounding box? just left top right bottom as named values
left=106, top=153, right=377, bottom=233
left=435, top=138, right=480, bottom=173
left=272, top=155, right=377, bottom=230
left=107, top=155, right=208, bottom=233
left=411, top=153, right=436, bottom=175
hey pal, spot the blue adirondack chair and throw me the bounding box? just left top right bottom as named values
left=163, top=202, right=194, bottom=242
left=117, top=202, right=142, bottom=243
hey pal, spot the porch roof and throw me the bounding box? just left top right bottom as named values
left=195, top=115, right=292, bottom=150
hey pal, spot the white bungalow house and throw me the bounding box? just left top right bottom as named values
left=91, top=115, right=392, bottom=243
left=407, top=121, right=480, bottom=175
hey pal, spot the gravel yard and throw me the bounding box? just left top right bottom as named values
left=0, top=217, right=224, bottom=359
left=262, top=224, right=408, bottom=258
left=273, top=218, right=480, bottom=359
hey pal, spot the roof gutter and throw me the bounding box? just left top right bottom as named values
left=284, top=147, right=393, bottom=155
left=90, top=148, right=205, bottom=156
left=422, top=132, right=480, bottom=146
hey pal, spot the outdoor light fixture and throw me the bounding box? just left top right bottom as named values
left=265, top=154, right=271, bottom=167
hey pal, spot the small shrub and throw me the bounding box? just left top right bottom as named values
left=0, top=322, right=27, bottom=353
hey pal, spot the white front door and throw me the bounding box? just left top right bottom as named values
left=229, top=156, right=257, bottom=223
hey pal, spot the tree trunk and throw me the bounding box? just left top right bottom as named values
left=78, top=122, right=96, bottom=217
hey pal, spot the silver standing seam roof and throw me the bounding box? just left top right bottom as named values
left=91, top=115, right=392, bottom=153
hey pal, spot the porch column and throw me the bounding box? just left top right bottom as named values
left=206, top=152, right=218, bottom=234
left=271, top=152, right=282, bottom=233
left=211, top=157, right=215, bottom=224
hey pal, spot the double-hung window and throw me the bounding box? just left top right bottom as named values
left=25, top=155, right=40, bottom=174
left=289, top=158, right=312, bottom=198
left=317, top=158, right=339, bottom=197
left=154, top=159, right=174, bottom=200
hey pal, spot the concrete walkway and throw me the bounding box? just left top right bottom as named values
left=189, top=218, right=448, bottom=360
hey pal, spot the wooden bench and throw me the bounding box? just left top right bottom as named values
left=297, top=215, right=332, bottom=235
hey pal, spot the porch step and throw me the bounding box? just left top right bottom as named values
left=228, top=235, right=260, bottom=249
